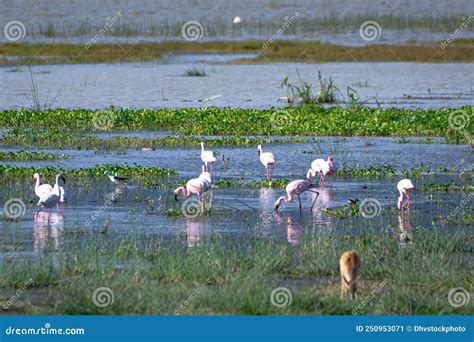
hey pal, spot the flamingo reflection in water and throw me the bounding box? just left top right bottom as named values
left=33, top=212, right=64, bottom=252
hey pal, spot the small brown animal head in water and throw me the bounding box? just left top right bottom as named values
left=339, top=250, right=360, bottom=299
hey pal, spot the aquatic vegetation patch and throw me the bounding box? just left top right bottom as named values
left=1, top=106, right=472, bottom=140
left=183, top=67, right=207, bottom=77
left=421, top=183, right=474, bottom=192
left=0, top=150, right=65, bottom=161
left=0, top=164, right=175, bottom=179
left=1, top=129, right=306, bottom=150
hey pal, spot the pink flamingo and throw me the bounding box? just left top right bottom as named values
left=306, top=156, right=337, bottom=189
left=174, top=166, right=213, bottom=201
left=257, top=144, right=276, bottom=180
left=275, top=179, right=319, bottom=212
left=397, top=179, right=415, bottom=210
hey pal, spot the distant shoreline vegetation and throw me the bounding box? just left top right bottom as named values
left=0, top=40, right=472, bottom=66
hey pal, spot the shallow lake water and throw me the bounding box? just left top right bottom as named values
left=1, top=136, right=472, bottom=258
left=1, top=62, right=473, bottom=110
left=1, top=0, right=473, bottom=45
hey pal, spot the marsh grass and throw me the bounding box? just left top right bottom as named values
left=0, top=228, right=471, bottom=315
left=23, top=67, right=62, bottom=110
left=1, top=39, right=473, bottom=66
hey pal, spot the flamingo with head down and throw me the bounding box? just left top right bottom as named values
left=275, top=179, right=319, bottom=212
left=397, top=179, right=415, bottom=210
left=174, top=166, right=213, bottom=201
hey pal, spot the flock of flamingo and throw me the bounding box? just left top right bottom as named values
left=32, top=141, right=415, bottom=222
left=173, top=142, right=415, bottom=212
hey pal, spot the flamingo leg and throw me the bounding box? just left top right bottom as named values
left=269, top=166, right=272, bottom=181
left=298, top=195, right=302, bottom=213
left=308, top=190, right=320, bottom=210
left=35, top=207, right=42, bottom=221
left=266, top=167, right=269, bottom=180
left=320, top=174, right=325, bottom=190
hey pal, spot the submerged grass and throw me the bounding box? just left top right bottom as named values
left=0, top=229, right=471, bottom=315
left=1, top=106, right=472, bottom=139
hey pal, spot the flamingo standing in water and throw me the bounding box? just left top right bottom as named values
left=200, top=142, right=216, bottom=173
left=397, top=179, right=415, bottom=210
left=257, top=145, right=276, bottom=180
left=275, top=179, right=319, bottom=212
left=34, top=172, right=52, bottom=199
left=174, top=166, right=213, bottom=201
left=34, top=172, right=66, bottom=207
left=36, top=174, right=65, bottom=221
left=306, top=156, right=337, bottom=189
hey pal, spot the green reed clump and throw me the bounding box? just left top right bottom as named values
left=183, top=67, right=207, bottom=77
left=0, top=150, right=65, bottom=161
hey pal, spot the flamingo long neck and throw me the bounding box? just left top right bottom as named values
left=306, top=169, right=316, bottom=180
left=35, top=175, right=40, bottom=189
left=174, top=187, right=188, bottom=197
left=275, top=196, right=287, bottom=207
left=201, top=143, right=205, bottom=153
